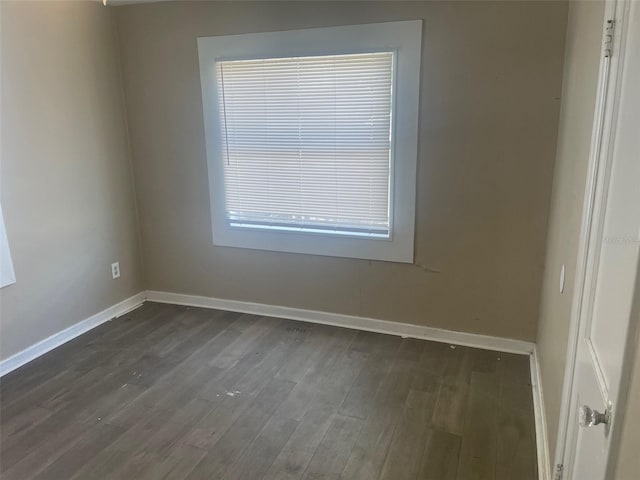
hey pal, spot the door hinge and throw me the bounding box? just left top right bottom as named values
left=604, top=19, right=615, bottom=58
left=554, top=463, right=564, bottom=480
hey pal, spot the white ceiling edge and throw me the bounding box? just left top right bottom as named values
left=105, top=0, right=175, bottom=6
left=105, top=0, right=372, bottom=5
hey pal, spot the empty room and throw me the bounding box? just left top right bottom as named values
left=1, top=0, right=639, bottom=479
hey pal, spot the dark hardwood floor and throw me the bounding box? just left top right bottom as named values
left=0, top=302, right=537, bottom=479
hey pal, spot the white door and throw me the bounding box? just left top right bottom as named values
left=561, top=1, right=640, bottom=479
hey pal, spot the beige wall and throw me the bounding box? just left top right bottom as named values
left=535, top=0, right=605, bottom=457
left=0, top=1, right=143, bottom=360
left=115, top=0, right=567, bottom=342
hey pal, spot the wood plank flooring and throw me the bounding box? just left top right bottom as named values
left=0, top=302, right=537, bottom=479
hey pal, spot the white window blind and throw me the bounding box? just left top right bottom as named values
left=216, top=51, right=394, bottom=238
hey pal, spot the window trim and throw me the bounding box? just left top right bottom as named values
left=198, top=20, right=422, bottom=263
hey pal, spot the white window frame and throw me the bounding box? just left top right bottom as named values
left=198, top=21, right=422, bottom=263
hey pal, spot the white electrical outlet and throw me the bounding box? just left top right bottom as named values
left=111, top=262, right=120, bottom=279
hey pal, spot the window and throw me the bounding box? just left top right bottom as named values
left=219, top=52, right=394, bottom=238
left=198, top=21, right=421, bottom=262
left=0, top=204, right=16, bottom=288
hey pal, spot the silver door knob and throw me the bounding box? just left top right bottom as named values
left=579, top=405, right=610, bottom=427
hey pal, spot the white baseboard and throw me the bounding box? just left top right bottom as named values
left=0, top=292, right=146, bottom=377
left=145, top=290, right=534, bottom=355
left=1, top=288, right=535, bottom=373
left=531, top=345, right=551, bottom=480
